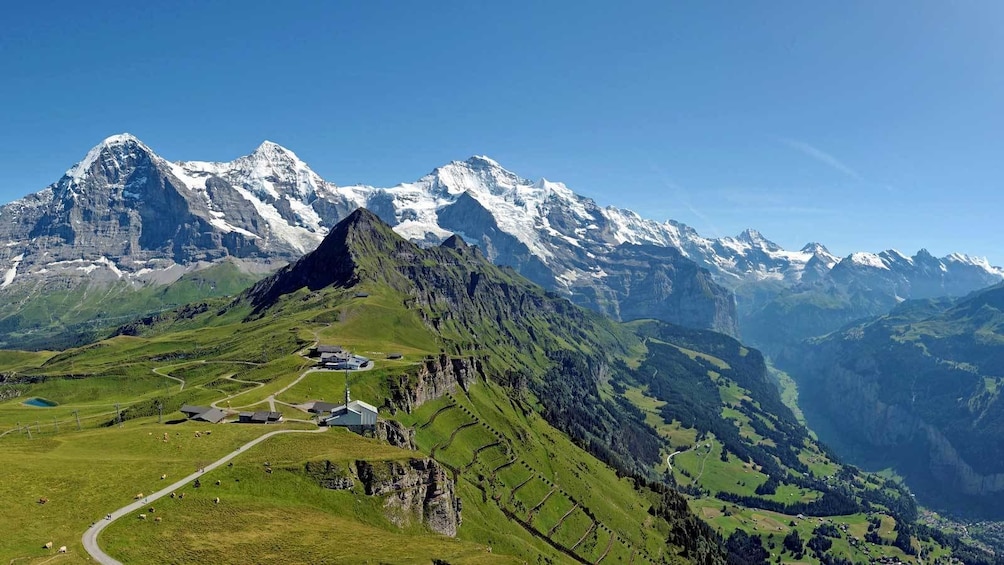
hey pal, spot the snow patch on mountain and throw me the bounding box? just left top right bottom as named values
left=2, top=253, right=24, bottom=288
left=848, top=252, right=890, bottom=270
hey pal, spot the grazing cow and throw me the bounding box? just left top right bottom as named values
left=154, top=517, right=162, bottom=523
left=194, top=431, right=201, bottom=438
left=215, top=480, right=221, bottom=486
left=160, top=474, right=167, bottom=480
left=213, top=497, right=220, bottom=504
left=148, top=507, right=155, bottom=513
left=58, top=546, right=66, bottom=553
left=265, top=468, right=273, bottom=474
left=138, top=514, right=146, bottom=520
left=44, top=541, right=53, bottom=550
left=170, top=492, right=176, bottom=499
left=134, top=493, right=143, bottom=499
left=179, top=493, right=186, bottom=499
left=38, top=497, right=49, bottom=505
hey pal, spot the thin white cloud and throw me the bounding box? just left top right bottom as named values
left=648, top=162, right=723, bottom=238
left=778, top=137, right=862, bottom=181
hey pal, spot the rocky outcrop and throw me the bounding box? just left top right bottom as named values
left=581, top=243, right=738, bottom=334
left=376, top=419, right=417, bottom=450
left=301, top=457, right=461, bottom=536
left=387, top=354, right=481, bottom=414
left=303, top=460, right=355, bottom=490
left=355, top=458, right=461, bottom=537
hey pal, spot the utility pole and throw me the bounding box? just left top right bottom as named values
left=53, top=417, right=58, bottom=434
left=157, top=402, right=163, bottom=424
left=74, top=410, right=81, bottom=431
left=25, top=425, right=31, bottom=440
left=35, top=421, right=40, bottom=434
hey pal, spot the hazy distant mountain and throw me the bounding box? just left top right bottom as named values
left=781, top=283, right=1004, bottom=518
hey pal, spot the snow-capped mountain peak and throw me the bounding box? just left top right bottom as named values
left=800, top=242, right=830, bottom=255
left=735, top=228, right=782, bottom=251
left=63, top=132, right=153, bottom=185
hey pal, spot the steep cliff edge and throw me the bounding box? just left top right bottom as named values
left=386, top=354, right=481, bottom=413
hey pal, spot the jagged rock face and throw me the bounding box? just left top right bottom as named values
left=355, top=459, right=461, bottom=536
left=387, top=354, right=480, bottom=414
left=577, top=244, right=738, bottom=334
left=376, top=420, right=417, bottom=450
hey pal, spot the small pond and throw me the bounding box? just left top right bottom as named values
left=23, top=397, right=58, bottom=407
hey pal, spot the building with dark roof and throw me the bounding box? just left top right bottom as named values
left=306, top=401, right=340, bottom=414
left=238, top=411, right=281, bottom=424
left=181, top=405, right=227, bottom=423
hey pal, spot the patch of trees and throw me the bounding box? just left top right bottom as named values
left=812, top=523, right=841, bottom=538
left=782, top=529, right=804, bottom=559
left=715, top=490, right=860, bottom=518
left=754, top=476, right=778, bottom=496
left=637, top=478, right=729, bottom=564
left=724, top=530, right=768, bottom=565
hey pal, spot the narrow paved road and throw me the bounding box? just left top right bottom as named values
left=82, top=427, right=328, bottom=564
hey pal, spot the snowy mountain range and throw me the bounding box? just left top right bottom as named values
left=1, top=134, right=1001, bottom=343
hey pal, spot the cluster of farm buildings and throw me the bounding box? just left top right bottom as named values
left=177, top=344, right=380, bottom=429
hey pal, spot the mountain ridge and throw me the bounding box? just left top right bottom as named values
left=1, top=133, right=1001, bottom=349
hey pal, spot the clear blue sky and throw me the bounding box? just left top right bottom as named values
left=2, top=1, right=1002, bottom=263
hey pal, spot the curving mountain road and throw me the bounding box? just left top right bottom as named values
left=82, top=427, right=327, bottom=564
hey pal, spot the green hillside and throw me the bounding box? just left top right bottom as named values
left=0, top=210, right=984, bottom=564
left=0, top=258, right=264, bottom=350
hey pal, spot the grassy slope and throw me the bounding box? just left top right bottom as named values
left=0, top=213, right=967, bottom=564
left=611, top=327, right=949, bottom=564
left=0, top=279, right=693, bottom=564
left=0, top=259, right=263, bottom=350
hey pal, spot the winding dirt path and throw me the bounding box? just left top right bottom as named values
left=151, top=366, right=185, bottom=392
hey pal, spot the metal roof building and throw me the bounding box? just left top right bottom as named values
left=325, top=400, right=378, bottom=428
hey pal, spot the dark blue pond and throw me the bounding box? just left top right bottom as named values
left=23, top=397, right=58, bottom=407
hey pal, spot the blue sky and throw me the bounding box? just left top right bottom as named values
left=1, top=1, right=1002, bottom=263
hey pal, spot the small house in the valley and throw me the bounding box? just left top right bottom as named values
left=180, top=405, right=228, bottom=424
left=317, top=345, right=344, bottom=356
left=238, top=411, right=283, bottom=424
